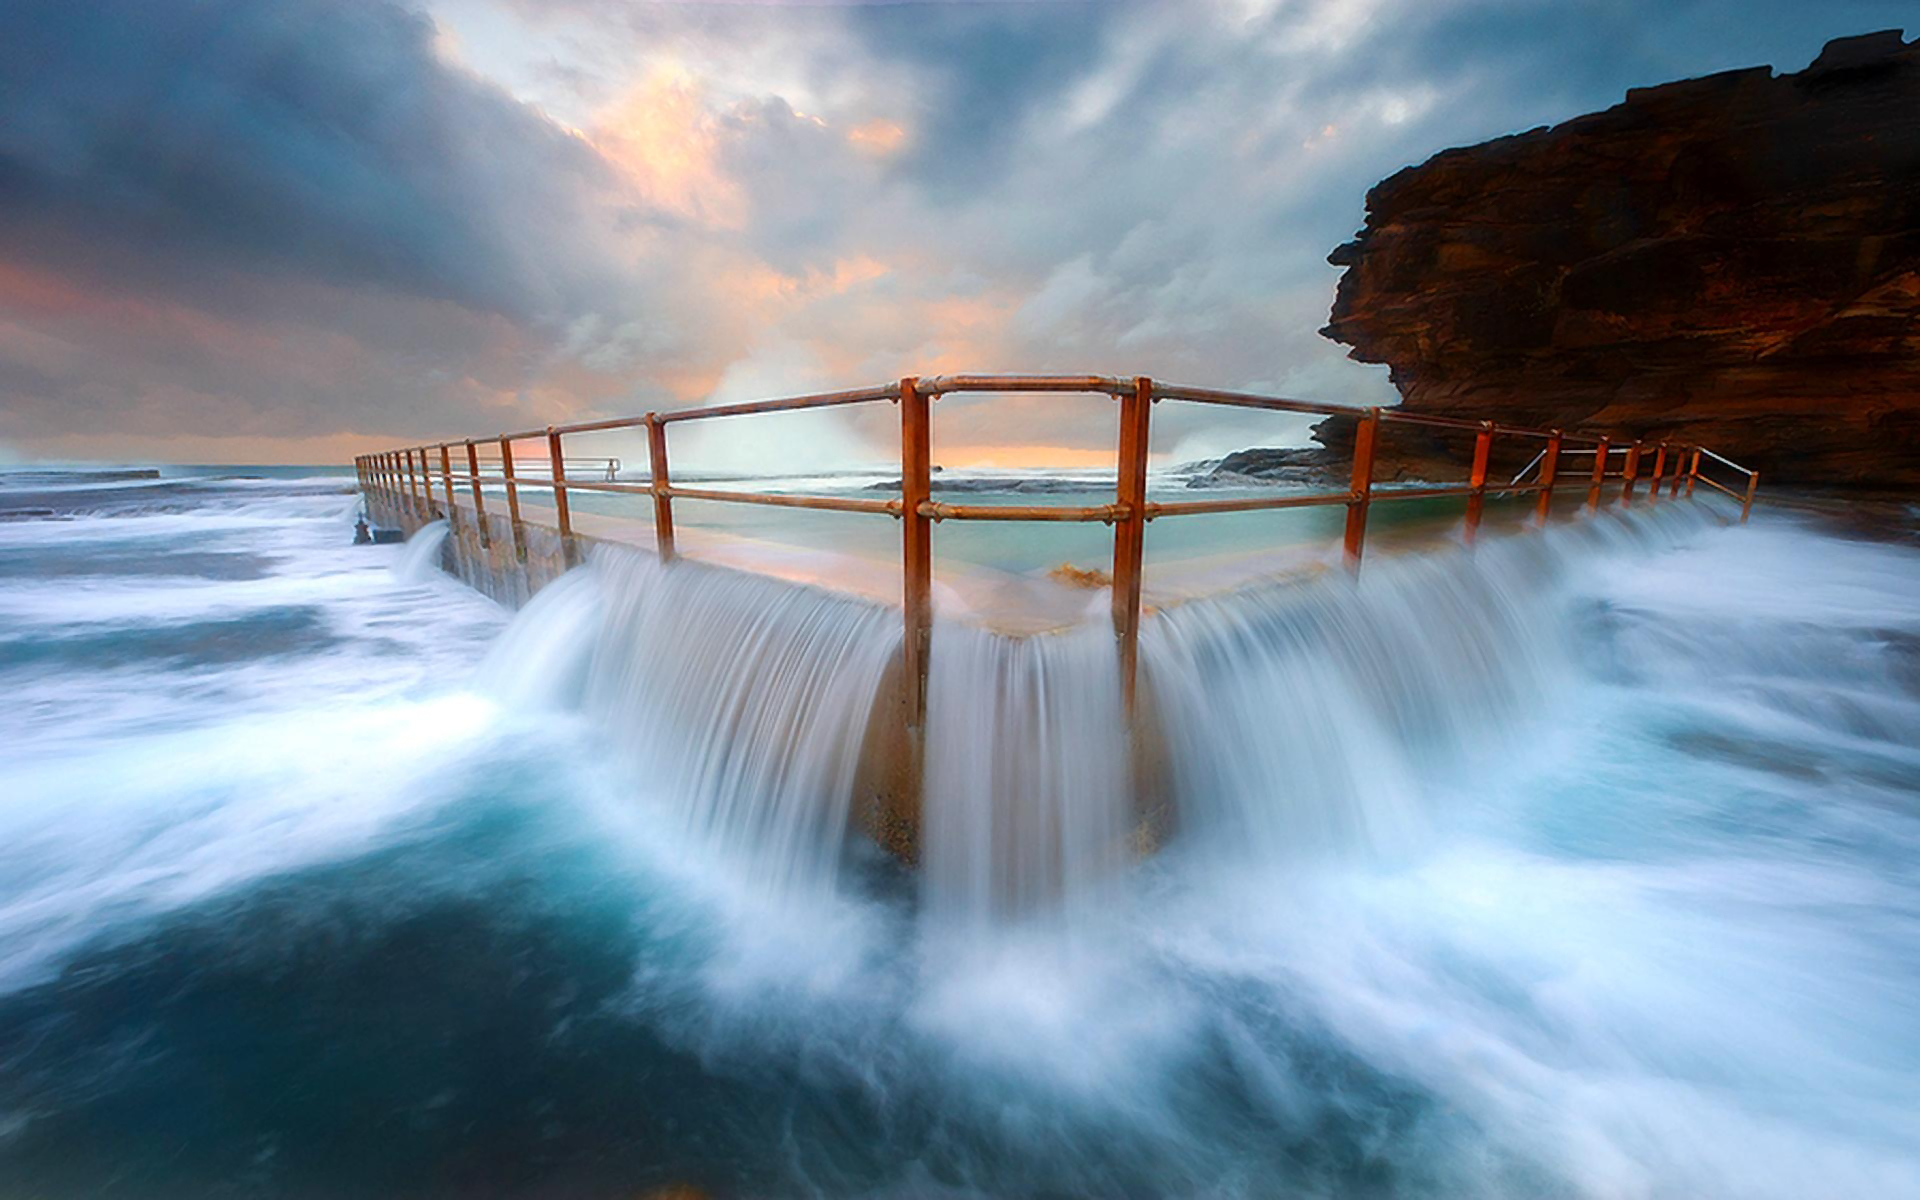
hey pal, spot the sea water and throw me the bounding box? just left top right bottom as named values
left=0, top=466, right=1916, bottom=1198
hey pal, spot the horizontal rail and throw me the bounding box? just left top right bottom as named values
left=1145, top=490, right=1354, bottom=518
left=488, top=385, right=901, bottom=442
left=921, top=501, right=1125, bottom=523
left=516, top=478, right=651, bottom=497
left=459, top=456, right=618, bottom=467
left=669, top=486, right=901, bottom=516
left=922, top=375, right=1132, bottom=397
left=1148, top=383, right=1332, bottom=419
left=1697, top=446, right=1756, bottom=476
left=658, top=385, right=901, bottom=425
left=1147, top=383, right=1613, bottom=446
left=431, top=470, right=903, bottom=516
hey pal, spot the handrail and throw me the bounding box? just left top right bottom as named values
left=923, top=375, right=1133, bottom=396
left=1698, top=446, right=1755, bottom=475
left=356, top=373, right=1762, bottom=724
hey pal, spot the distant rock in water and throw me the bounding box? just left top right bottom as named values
left=1181, top=447, right=1343, bottom=488
left=1319, top=30, right=1920, bottom=488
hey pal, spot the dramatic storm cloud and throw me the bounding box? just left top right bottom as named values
left=0, top=0, right=1908, bottom=463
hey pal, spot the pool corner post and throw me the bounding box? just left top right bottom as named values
left=899, top=376, right=933, bottom=733
left=1343, top=408, right=1380, bottom=576
left=500, top=436, right=526, bottom=563
left=545, top=427, right=574, bottom=567
left=647, top=413, right=676, bottom=562
left=464, top=440, right=488, bottom=549
left=1465, top=420, right=1495, bottom=545
left=1535, top=430, right=1562, bottom=525
left=1112, top=375, right=1151, bottom=718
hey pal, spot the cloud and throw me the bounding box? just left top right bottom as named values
left=2, top=0, right=1913, bottom=463
left=0, top=0, right=622, bottom=320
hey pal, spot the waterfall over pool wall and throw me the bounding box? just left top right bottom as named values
left=525, top=548, right=901, bottom=898
left=1143, top=504, right=1715, bottom=861
left=472, top=505, right=1724, bottom=927
left=392, top=519, right=450, bottom=583
left=922, top=620, right=1131, bottom=934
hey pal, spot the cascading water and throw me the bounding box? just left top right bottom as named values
left=489, top=546, right=902, bottom=898
left=922, top=620, right=1131, bottom=934
left=391, top=518, right=450, bottom=583
left=474, top=565, right=605, bottom=710
left=464, top=502, right=1730, bottom=927
left=1142, top=505, right=1720, bottom=861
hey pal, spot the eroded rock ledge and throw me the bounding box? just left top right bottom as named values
left=1320, top=30, right=1920, bottom=489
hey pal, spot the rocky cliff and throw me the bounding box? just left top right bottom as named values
left=1320, top=30, right=1920, bottom=489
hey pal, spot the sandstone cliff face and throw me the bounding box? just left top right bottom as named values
left=1320, top=30, right=1920, bottom=489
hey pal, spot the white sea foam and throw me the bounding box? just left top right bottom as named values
left=0, top=473, right=1914, bottom=1197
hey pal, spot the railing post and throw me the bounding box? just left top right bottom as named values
left=439, top=445, right=455, bottom=517
left=900, top=376, right=933, bottom=728
left=1622, top=441, right=1642, bottom=505
left=1464, top=420, right=1494, bottom=544
left=646, top=413, right=676, bottom=561
left=1343, top=408, right=1380, bottom=574
left=547, top=426, right=574, bottom=564
left=1646, top=443, right=1667, bottom=506
left=465, top=439, right=488, bottom=548
left=1535, top=430, right=1562, bottom=525
left=1670, top=449, right=1687, bottom=498
left=1741, top=471, right=1759, bottom=523
left=500, top=436, right=526, bottom=562
left=1587, top=437, right=1610, bottom=511
left=1686, top=448, right=1701, bottom=498
left=1112, top=376, right=1151, bottom=716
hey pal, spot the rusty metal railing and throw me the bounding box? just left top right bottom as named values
left=355, top=375, right=1761, bottom=720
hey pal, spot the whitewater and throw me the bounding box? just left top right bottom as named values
left=0, top=466, right=1916, bottom=1198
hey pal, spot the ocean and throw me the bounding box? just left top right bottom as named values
left=0, top=466, right=1916, bottom=1198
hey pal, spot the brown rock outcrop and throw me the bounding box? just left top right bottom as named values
left=1320, top=30, right=1920, bottom=489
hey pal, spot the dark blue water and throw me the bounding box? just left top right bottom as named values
left=0, top=469, right=1915, bottom=1198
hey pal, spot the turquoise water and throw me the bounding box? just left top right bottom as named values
left=0, top=468, right=1916, bottom=1197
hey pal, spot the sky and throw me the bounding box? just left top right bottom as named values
left=0, top=0, right=1909, bottom=469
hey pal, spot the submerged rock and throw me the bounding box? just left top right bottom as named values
left=1320, top=30, right=1920, bottom=488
